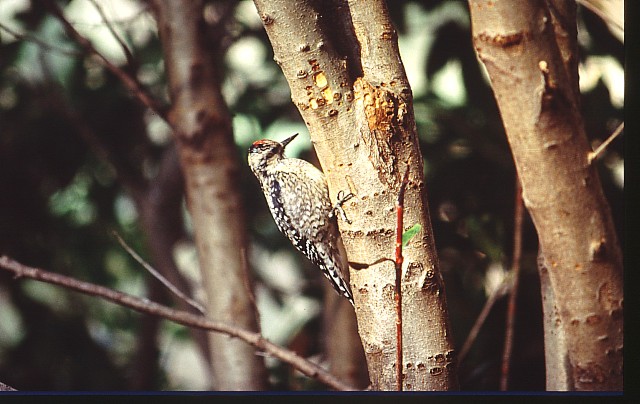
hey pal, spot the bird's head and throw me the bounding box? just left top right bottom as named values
left=247, top=133, right=298, bottom=173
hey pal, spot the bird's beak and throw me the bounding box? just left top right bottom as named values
left=280, top=133, right=299, bottom=149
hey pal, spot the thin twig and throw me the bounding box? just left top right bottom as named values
left=0, top=255, right=356, bottom=391
left=0, top=21, right=80, bottom=57
left=458, top=277, right=510, bottom=365
left=42, top=0, right=169, bottom=122
left=588, top=122, right=624, bottom=164
left=394, top=166, right=410, bottom=391
left=112, top=231, right=206, bottom=314
left=88, top=0, right=136, bottom=66
left=500, top=178, right=524, bottom=391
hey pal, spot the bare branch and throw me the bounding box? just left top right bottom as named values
left=112, top=231, right=206, bottom=314
left=500, top=179, right=524, bottom=391
left=588, top=122, right=624, bottom=164
left=88, top=0, right=136, bottom=66
left=458, top=277, right=510, bottom=365
left=0, top=255, right=357, bottom=391
left=393, top=166, right=410, bottom=391
left=0, top=21, right=80, bottom=57
left=347, top=0, right=409, bottom=88
left=42, top=0, right=169, bottom=122
left=469, top=0, right=623, bottom=390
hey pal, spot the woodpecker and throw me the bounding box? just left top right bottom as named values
left=248, top=133, right=354, bottom=306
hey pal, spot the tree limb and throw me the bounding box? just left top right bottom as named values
left=500, top=178, right=524, bottom=390
left=43, top=0, right=168, bottom=122
left=254, top=0, right=458, bottom=390
left=469, top=0, right=623, bottom=390
left=112, top=231, right=205, bottom=314
left=0, top=256, right=356, bottom=391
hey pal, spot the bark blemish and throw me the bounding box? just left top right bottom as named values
left=421, top=268, right=436, bottom=291
left=597, top=281, right=617, bottom=311
left=405, top=261, right=422, bottom=280
left=260, top=13, right=273, bottom=25
left=429, top=367, right=443, bottom=375
left=590, top=238, right=607, bottom=262
left=475, top=31, right=528, bottom=48
left=383, top=283, right=394, bottom=298
left=585, top=314, right=601, bottom=325
left=575, top=362, right=605, bottom=385
left=314, top=71, right=328, bottom=88
left=610, top=307, right=622, bottom=321
left=446, top=350, right=456, bottom=361
left=322, top=87, right=334, bottom=104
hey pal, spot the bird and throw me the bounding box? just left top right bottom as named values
left=248, top=133, right=354, bottom=305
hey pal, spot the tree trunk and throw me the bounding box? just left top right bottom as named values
left=253, top=0, right=458, bottom=390
left=538, top=251, right=571, bottom=390
left=150, top=0, right=267, bottom=390
left=134, top=146, right=213, bottom=387
left=468, top=0, right=623, bottom=391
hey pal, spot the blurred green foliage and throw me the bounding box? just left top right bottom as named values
left=0, top=0, right=623, bottom=391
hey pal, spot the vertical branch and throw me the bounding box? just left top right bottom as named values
left=500, top=178, right=524, bottom=390
left=394, top=167, right=410, bottom=391
left=347, top=0, right=409, bottom=87
left=150, top=0, right=267, bottom=389
left=469, top=0, right=623, bottom=390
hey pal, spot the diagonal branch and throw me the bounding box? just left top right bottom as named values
left=588, top=122, right=624, bottom=164
left=0, top=21, right=80, bottom=57
left=0, top=255, right=356, bottom=391
left=112, top=231, right=206, bottom=314
left=43, top=0, right=169, bottom=122
left=458, top=276, right=510, bottom=365
left=88, top=0, right=136, bottom=66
